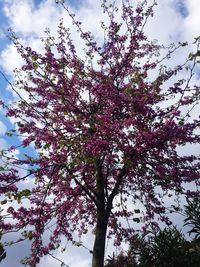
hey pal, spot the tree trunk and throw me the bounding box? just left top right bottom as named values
left=92, top=211, right=108, bottom=267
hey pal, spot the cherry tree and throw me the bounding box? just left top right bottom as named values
left=0, top=1, right=200, bottom=267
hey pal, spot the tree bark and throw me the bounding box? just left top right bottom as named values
left=92, top=211, right=109, bottom=267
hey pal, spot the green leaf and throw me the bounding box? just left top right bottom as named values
left=0, top=166, right=5, bottom=171
left=18, top=189, right=31, bottom=197
left=196, top=50, right=200, bottom=57
left=5, top=132, right=13, bottom=137
left=17, top=122, right=24, bottom=128
left=134, top=209, right=141, bottom=214
left=0, top=200, right=7, bottom=205
left=31, top=55, right=38, bottom=61
left=43, top=143, right=50, bottom=150
left=180, top=42, right=188, bottom=47
left=179, top=119, right=185, bottom=126
left=22, top=230, right=33, bottom=240
left=32, top=62, right=39, bottom=70
left=0, top=243, right=6, bottom=262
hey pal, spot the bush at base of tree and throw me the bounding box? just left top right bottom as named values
left=0, top=0, right=200, bottom=266
left=105, top=228, right=200, bottom=267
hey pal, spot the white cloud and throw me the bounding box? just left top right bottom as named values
left=0, top=43, right=23, bottom=75
left=3, top=0, right=61, bottom=37
left=0, top=138, right=8, bottom=149
left=183, top=0, right=200, bottom=40
left=145, top=0, right=184, bottom=43
left=1, top=0, right=199, bottom=76
left=0, top=0, right=199, bottom=266
left=38, top=246, right=92, bottom=267
left=0, top=29, right=6, bottom=40
left=0, top=121, right=7, bottom=134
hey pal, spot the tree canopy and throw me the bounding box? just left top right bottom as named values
left=0, top=1, right=199, bottom=267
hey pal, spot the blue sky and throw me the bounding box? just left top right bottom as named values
left=0, top=0, right=199, bottom=267
left=176, top=0, right=189, bottom=17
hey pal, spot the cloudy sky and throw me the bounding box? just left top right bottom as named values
left=0, top=0, right=200, bottom=266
